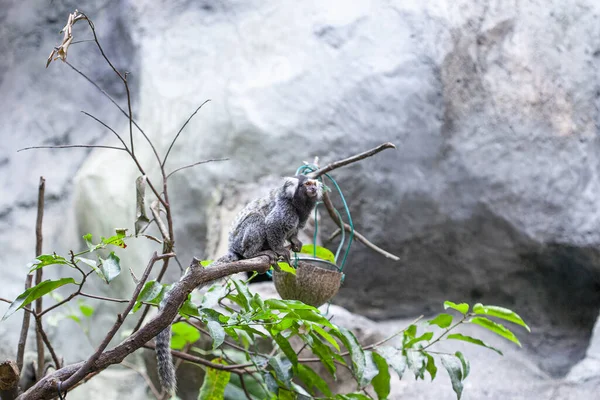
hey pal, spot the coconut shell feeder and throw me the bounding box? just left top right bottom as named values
left=272, top=164, right=355, bottom=307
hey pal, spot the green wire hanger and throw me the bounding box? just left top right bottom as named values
left=295, top=164, right=355, bottom=272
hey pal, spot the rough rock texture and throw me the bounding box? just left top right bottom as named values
left=3, top=0, right=600, bottom=398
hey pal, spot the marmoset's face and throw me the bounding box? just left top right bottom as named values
left=302, top=179, right=322, bottom=199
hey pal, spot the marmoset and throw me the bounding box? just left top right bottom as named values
left=156, top=174, right=323, bottom=394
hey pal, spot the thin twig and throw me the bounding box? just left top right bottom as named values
left=79, top=293, right=129, bottom=303
left=307, top=142, right=396, bottom=179
left=80, top=111, right=129, bottom=151
left=166, top=158, right=229, bottom=180
left=121, top=360, right=161, bottom=399
left=17, top=145, right=126, bottom=152
left=162, top=100, right=211, bottom=168
left=16, top=275, right=33, bottom=372
left=33, top=316, right=61, bottom=371
left=143, top=343, right=253, bottom=371
left=61, top=252, right=175, bottom=389
left=321, top=193, right=400, bottom=261
left=35, top=177, right=46, bottom=379
left=239, top=374, right=253, bottom=400
left=64, top=61, right=162, bottom=168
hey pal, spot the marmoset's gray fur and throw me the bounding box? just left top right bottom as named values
left=156, top=175, right=323, bottom=394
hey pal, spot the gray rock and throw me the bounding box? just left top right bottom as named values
left=3, top=0, right=600, bottom=398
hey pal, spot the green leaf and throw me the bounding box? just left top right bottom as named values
left=28, top=254, right=70, bottom=273
left=198, top=358, right=231, bottom=400
left=404, top=332, right=433, bottom=348
left=407, top=350, right=426, bottom=380
left=441, top=355, right=463, bottom=399
left=200, top=284, right=228, bottom=309
left=291, top=309, right=334, bottom=329
left=83, top=233, right=95, bottom=250
left=277, top=262, right=297, bottom=275
left=424, top=352, right=437, bottom=381
left=171, top=322, right=201, bottom=350
left=273, top=333, right=298, bottom=364
left=335, top=328, right=366, bottom=381
left=446, top=333, right=503, bottom=355
left=134, top=280, right=163, bottom=312
left=455, top=351, right=470, bottom=380
left=2, top=278, right=77, bottom=320
left=180, top=297, right=200, bottom=317
left=371, top=352, right=391, bottom=399
left=311, top=324, right=340, bottom=351
left=265, top=299, right=316, bottom=310
left=360, top=351, right=379, bottom=388
left=304, top=333, right=336, bottom=377
left=268, top=355, right=292, bottom=387
left=232, top=279, right=252, bottom=311
left=444, top=301, right=469, bottom=315
left=472, top=303, right=531, bottom=332
left=99, top=252, right=121, bottom=283
left=278, top=389, right=295, bottom=400
left=334, top=394, right=371, bottom=400
left=403, top=324, right=417, bottom=342
left=470, top=317, right=521, bottom=346
left=101, top=229, right=128, bottom=248
left=428, top=313, right=453, bottom=329
left=79, top=303, right=94, bottom=317
left=207, top=320, right=225, bottom=350
left=263, top=371, right=279, bottom=394
left=74, top=256, right=103, bottom=278
left=375, top=346, right=406, bottom=380
left=300, top=244, right=336, bottom=263
left=295, top=364, right=332, bottom=397
left=200, top=260, right=213, bottom=267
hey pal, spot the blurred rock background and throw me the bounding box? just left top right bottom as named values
left=1, top=0, right=600, bottom=398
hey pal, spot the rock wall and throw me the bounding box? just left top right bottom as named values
left=2, top=0, right=600, bottom=398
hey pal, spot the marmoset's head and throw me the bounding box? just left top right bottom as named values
left=283, top=175, right=323, bottom=200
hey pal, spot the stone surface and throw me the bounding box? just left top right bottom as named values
left=2, top=0, right=600, bottom=398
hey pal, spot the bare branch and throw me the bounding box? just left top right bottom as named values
left=33, top=316, right=61, bottom=371
left=80, top=111, right=129, bottom=151
left=162, top=100, right=211, bottom=168
left=64, top=61, right=163, bottom=168
left=16, top=275, right=33, bottom=372
left=34, top=177, right=46, bottom=379
left=17, top=145, right=127, bottom=153
left=166, top=158, right=229, bottom=180
left=321, top=193, right=400, bottom=261
left=308, top=142, right=396, bottom=178
left=121, top=361, right=161, bottom=399
left=18, top=256, right=272, bottom=399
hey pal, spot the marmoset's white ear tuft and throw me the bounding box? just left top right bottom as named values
left=283, top=176, right=299, bottom=198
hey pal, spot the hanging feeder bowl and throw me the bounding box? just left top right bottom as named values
left=273, top=257, right=343, bottom=307
left=272, top=165, right=354, bottom=307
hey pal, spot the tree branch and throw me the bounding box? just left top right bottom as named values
left=17, top=256, right=272, bottom=400
left=307, top=142, right=396, bottom=179
left=162, top=100, right=211, bottom=168
left=60, top=252, right=174, bottom=389
left=17, top=145, right=127, bottom=152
